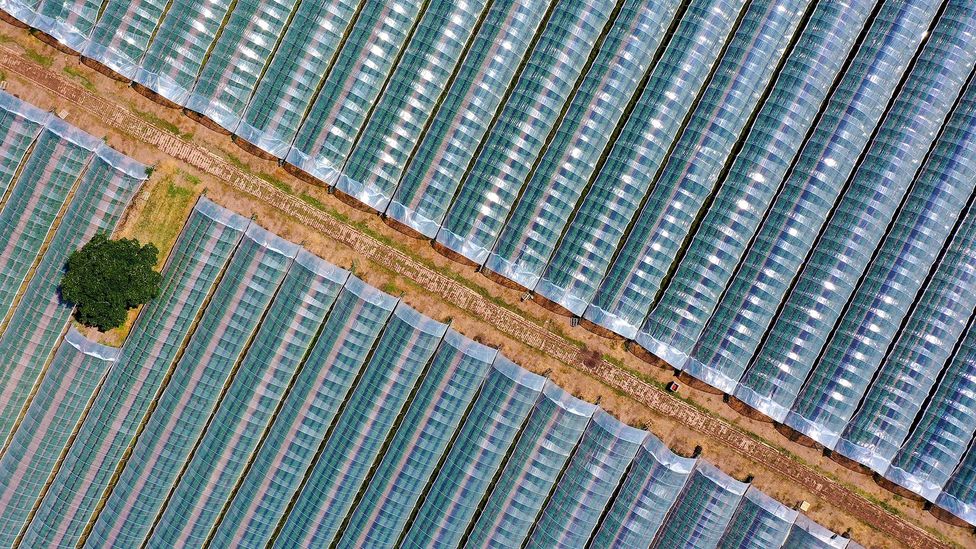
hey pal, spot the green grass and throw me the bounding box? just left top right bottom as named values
left=127, top=175, right=199, bottom=263
left=24, top=47, right=53, bottom=68
left=63, top=66, right=96, bottom=92
left=258, top=172, right=293, bottom=195
left=181, top=172, right=201, bottom=185
left=226, top=153, right=250, bottom=172
left=132, top=107, right=193, bottom=140
left=0, top=70, right=6, bottom=82
left=299, top=192, right=326, bottom=210
left=380, top=282, right=400, bottom=295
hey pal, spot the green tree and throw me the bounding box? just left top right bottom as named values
left=60, top=233, right=162, bottom=331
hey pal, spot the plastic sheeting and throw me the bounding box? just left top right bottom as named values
left=718, top=486, right=798, bottom=549
left=337, top=330, right=496, bottom=548
left=133, top=0, right=233, bottom=105
left=645, top=0, right=876, bottom=392
left=884, top=319, right=976, bottom=501
left=0, top=0, right=40, bottom=25
left=0, top=92, right=48, bottom=196
left=31, top=0, right=103, bottom=50
left=148, top=251, right=347, bottom=548
left=236, top=0, right=361, bottom=158
left=485, top=0, right=681, bottom=289
left=84, top=0, right=170, bottom=78
left=0, top=121, right=95, bottom=323
left=387, top=0, right=550, bottom=238
left=761, top=2, right=976, bottom=448
left=937, top=443, right=976, bottom=526
left=782, top=514, right=849, bottom=548
left=84, top=226, right=297, bottom=548
left=525, top=411, right=646, bottom=548
left=714, top=0, right=942, bottom=421
left=185, top=0, right=300, bottom=132
left=20, top=198, right=248, bottom=549
left=435, top=0, right=616, bottom=265
left=340, top=0, right=490, bottom=212
left=287, top=0, right=427, bottom=185
left=0, top=327, right=115, bottom=546
left=632, top=0, right=816, bottom=359
left=652, top=461, right=749, bottom=548
left=467, top=382, right=595, bottom=548
left=400, top=358, right=545, bottom=549
left=274, top=303, right=447, bottom=548
left=0, top=151, right=143, bottom=444
left=590, top=436, right=696, bottom=548
left=836, top=111, right=976, bottom=470
left=537, top=0, right=743, bottom=322
left=209, top=277, right=396, bottom=549
left=595, top=0, right=809, bottom=337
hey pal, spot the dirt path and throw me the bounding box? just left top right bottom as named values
left=0, top=44, right=951, bottom=549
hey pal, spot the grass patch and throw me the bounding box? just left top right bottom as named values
left=299, top=192, right=326, bottom=210
left=24, top=47, right=53, bottom=68
left=63, top=66, right=96, bottom=92
left=380, top=282, right=400, bottom=295
left=182, top=172, right=202, bottom=185
left=258, top=172, right=293, bottom=194
left=0, top=70, right=6, bottom=82
left=603, top=354, right=625, bottom=368
left=132, top=107, right=193, bottom=140
left=126, top=175, right=199, bottom=263
left=226, top=153, right=250, bottom=173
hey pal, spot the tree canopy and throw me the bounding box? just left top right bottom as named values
left=60, top=233, right=162, bottom=331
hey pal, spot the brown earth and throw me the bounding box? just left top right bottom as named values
left=0, top=23, right=971, bottom=549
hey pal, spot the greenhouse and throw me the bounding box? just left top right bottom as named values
left=21, top=198, right=249, bottom=548
left=148, top=250, right=348, bottom=548
left=466, top=383, right=596, bottom=548
left=485, top=0, right=680, bottom=289
left=0, top=328, right=116, bottom=547
left=885, top=321, right=976, bottom=501
left=652, top=461, right=748, bottom=548
left=837, top=166, right=976, bottom=471
left=761, top=1, right=976, bottom=447
left=184, top=0, right=299, bottom=132
left=338, top=330, right=496, bottom=548
left=718, top=487, right=798, bottom=549
left=288, top=0, right=426, bottom=185
left=0, top=119, right=97, bottom=321
left=549, top=0, right=749, bottom=322
left=525, top=410, right=646, bottom=548
left=387, top=0, right=550, bottom=238
left=209, top=277, right=397, bottom=549
left=597, top=0, right=809, bottom=341
left=435, top=0, right=615, bottom=265
left=83, top=0, right=170, bottom=78
left=590, top=436, right=695, bottom=547
left=85, top=226, right=299, bottom=548
left=340, top=0, right=489, bottom=212
left=400, top=359, right=546, bottom=548
left=133, top=0, right=232, bottom=105
left=235, top=0, right=359, bottom=158
left=718, top=0, right=942, bottom=421
left=645, top=0, right=877, bottom=391
left=274, top=303, right=448, bottom=548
